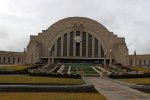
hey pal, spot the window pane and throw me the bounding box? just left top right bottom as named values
left=63, top=33, right=67, bottom=56
left=57, top=37, right=61, bottom=56
left=88, top=34, right=92, bottom=57
left=82, top=32, right=86, bottom=57
left=95, top=38, right=98, bottom=57
left=69, top=32, right=74, bottom=56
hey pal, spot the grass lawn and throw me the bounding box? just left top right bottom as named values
left=0, top=92, right=106, bottom=100
left=118, top=78, right=150, bottom=85
left=131, top=67, right=150, bottom=73
left=0, top=75, right=85, bottom=85
left=0, top=65, right=31, bottom=71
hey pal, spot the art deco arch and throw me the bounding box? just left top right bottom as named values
left=45, top=17, right=112, bottom=58
left=48, top=26, right=106, bottom=59
left=45, top=17, right=112, bottom=53
left=25, top=17, right=129, bottom=64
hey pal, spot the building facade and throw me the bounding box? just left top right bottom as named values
left=129, top=51, right=150, bottom=67
left=25, top=17, right=129, bottom=65
left=0, top=17, right=149, bottom=66
left=0, top=51, right=23, bottom=64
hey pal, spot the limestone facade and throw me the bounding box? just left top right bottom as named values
left=25, top=17, right=129, bottom=65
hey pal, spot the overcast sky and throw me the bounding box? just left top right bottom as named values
left=0, top=0, right=150, bottom=54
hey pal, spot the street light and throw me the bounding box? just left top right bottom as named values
left=23, top=48, right=27, bottom=65
left=125, top=53, right=127, bottom=66
left=133, top=50, right=136, bottom=67
left=109, top=49, right=112, bottom=66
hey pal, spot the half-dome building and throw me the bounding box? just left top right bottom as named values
left=1, top=17, right=150, bottom=67
left=25, top=17, right=129, bottom=65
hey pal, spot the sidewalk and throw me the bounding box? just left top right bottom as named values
left=84, top=76, right=150, bottom=100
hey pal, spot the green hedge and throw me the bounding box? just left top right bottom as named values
left=109, top=73, right=150, bottom=79
left=29, top=73, right=81, bottom=78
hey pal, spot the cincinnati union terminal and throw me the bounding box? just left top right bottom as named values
left=1, top=17, right=150, bottom=67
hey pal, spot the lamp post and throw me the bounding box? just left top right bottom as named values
left=23, top=48, right=26, bottom=65
left=125, top=53, right=127, bottom=66
left=109, top=49, right=112, bottom=66
left=133, top=50, right=136, bottom=67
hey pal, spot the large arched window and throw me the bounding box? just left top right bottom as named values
left=51, top=31, right=105, bottom=58
left=69, top=32, right=74, bottom=56
left=88, top=34, right=92, bottom=57
left=63, top=33, right=67, bottom=56
left=82, top=32, right=86, bottom=57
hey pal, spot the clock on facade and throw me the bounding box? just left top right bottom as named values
left=74, top=36, right=82, bottom=43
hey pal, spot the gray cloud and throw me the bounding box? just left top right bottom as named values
left=0, top=29, right=9, bottom=39
left=0, top=0, right=150, bottom=54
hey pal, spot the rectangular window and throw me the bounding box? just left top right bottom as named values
left=18, top=58, right=20, bottom=63
left=13, top=58, right=15, bottom=63
left=8, top=57, right=10, bottom=63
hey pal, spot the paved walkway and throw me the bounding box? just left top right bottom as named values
left=84, top=76, right=150, bottom=100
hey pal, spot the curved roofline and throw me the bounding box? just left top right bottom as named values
left=47, top=16, right=109, bottom=32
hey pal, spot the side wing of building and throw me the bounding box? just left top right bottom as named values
left=0, top=51, right=24, bottom=64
